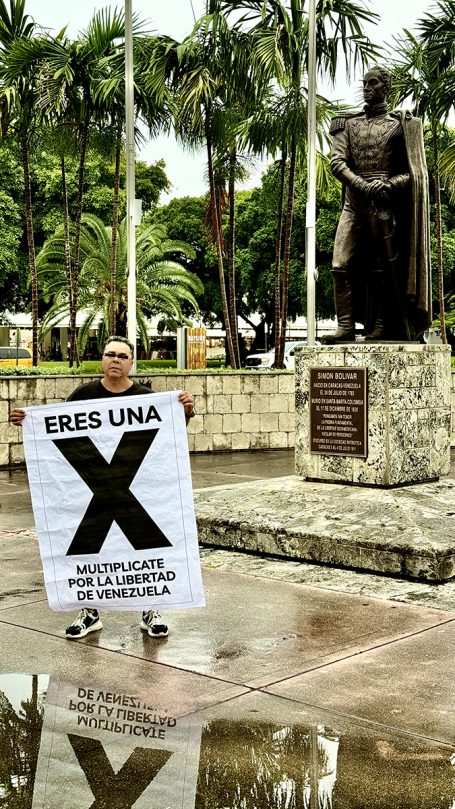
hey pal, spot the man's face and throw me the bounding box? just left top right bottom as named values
left=102, top=340, right=133, bottom=381
left=363, top=70, right=386, bottom=106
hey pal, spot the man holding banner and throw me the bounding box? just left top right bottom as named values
left=10, top=335, right=201, bottom=640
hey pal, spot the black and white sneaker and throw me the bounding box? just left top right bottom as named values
left=140, top=610, right=168, bottom=638
left=65, top=609, right=103, bottom=639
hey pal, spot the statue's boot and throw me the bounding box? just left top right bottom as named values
left=321, top=270, right=355, bottom=344
left=364, top=272, right=387, bottom=341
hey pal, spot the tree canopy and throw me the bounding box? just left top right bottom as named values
left=0, top=0, right=454, bottom=363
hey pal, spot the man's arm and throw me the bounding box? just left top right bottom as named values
left=178, top=390, right=195, bottom=426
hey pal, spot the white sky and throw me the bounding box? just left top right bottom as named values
left=28, top=0, right=435, bottom=200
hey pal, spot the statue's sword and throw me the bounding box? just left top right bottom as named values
left=373, top=205, right=412, bottom=341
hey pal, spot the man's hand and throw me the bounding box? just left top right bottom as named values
left=178, top=390, right=195, bottom=420
left=352, top=177, right=392, bottom=205
left=10, top=409, right=26, bottom=427
left=367, top=179, right=392, bottom=204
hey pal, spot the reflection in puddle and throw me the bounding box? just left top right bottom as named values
left=33, top=678, right=202, bottom=809
left=198, top=720, right=340, bottom=808
left=0, top=674, right=47, bottom=806
left=0, top=675, right=454, bottom=808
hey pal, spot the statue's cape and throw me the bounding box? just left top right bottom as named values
left=392, top=110, right=432, bottom=331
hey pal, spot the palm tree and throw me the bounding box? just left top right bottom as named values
left=6, top=9, right=134, bottom=364
left=439, top=141, right=455, bottom=199
left=86, top=10, right=168, bottom=338
left=237, top=86, right=337, bottom=360
left=37, top=213, right=203, bottom=356
left=389, top=26, right=454, bottom=344
left=224, top=0, right=380, bottom=365
left=419, top=2, right=455, bottom=331
left=419, top=0, right=455, bottom=110
left=208, top=103, right=254, bottom=368
left=52, top=11, right=127, bottom=365
left=144, top=12, right=253, bottom=368
left=0, top=0, right=39, bottom=363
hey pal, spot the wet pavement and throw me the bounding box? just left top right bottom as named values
left=1, top=450, right=455, bottom=807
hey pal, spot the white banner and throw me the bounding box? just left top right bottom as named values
left=23, top=391, right=205, bottom=611
left=32, top=677, right=203, bottom=809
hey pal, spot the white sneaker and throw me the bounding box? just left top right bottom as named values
left=140, top=610, right=168, bottom=638
left=65, top=609, right=103, bottom=639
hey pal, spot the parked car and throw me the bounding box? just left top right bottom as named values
left=0, top=347, right=32, bottom=366
left=244, top=340, right=318, bottom=370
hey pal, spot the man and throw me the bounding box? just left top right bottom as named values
left=10, top=335, right=196, bottom=640
left=324, top=65, right=431, bottom=343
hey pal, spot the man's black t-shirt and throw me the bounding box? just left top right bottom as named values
left=67, top=380, right=153, bottom=402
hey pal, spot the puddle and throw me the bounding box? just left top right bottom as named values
left=0, top=673, right=454, bottom=808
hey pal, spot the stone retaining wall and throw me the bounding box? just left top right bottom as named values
left=0, top=373, right=296, bottom=466
left=2, top=370, right=455, bottom=467
left=452, top=370, right=455, bottom=445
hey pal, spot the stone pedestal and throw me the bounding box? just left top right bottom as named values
left=295, top=344, right=451, bottom=487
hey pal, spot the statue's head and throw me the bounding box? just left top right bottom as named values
left=363, top=66, right=392, bottom=106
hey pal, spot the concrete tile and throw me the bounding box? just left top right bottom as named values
left=265, top=618, right=455, bottom=744
left=0, top=530, right=45, bottom=607
left=0, top=471, right=34, bottom=529
left=0, top=623, right=248, bottom=713
left=0, top=568, right=451, bottom=689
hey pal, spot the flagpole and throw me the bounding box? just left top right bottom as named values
left=305, top=0, right=317, bottom=346
left=125, top=0, right=137, bottom=371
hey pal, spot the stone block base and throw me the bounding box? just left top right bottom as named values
left=195, top=476, right=455, bottom=582
left=295, top=344, right=451, bottom=487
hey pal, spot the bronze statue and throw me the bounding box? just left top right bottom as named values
left=323, top=66, right=431, bottom=343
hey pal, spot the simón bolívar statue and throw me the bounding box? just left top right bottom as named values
left=323, top=65, right=431, bottom=344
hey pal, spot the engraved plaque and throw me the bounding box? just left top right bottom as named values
left=309, top=367, right=367, bottom=457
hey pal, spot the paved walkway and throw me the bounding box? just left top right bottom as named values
left=1, top=451, right=455, bottom=806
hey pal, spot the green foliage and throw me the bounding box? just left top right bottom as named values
left=0, top=136, right=171, bottom=312
left=1, top=0, right=453, bottom=351
left=31, top=149, right=170, bottom=243
left=136, top=159, right=171, bottom=210
left=153, top=164, right=344, bottom=330
left=235, top=163, right=339, bottom=323
left=0, top=187, right=25, bottom=313
left=37, top=213, right=203, bottom=353
left=0, top=364, right=83, bottom=375
left=153, top=195, right=223, bottom=325
left=0, top=142, right=28, bottom=314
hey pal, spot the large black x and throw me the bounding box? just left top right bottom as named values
left=68, top=734, right=173, bottom=809
left=53, top=430, right=172, bottom=555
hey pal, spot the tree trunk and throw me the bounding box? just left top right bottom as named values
left=432, top=127, right=447, bottom=344
left=110, top=125, right=122, bottom=336
left=273, top=148, right=287, bottom=367
left=205, top=119, right=236, bottom=368
left=69, top=121, right=89, bottom=366
left=61, top=156, right=73, bottom=358
left=21, top=135, right=38, bottom=366
left=277, top=139, right=296, bottom=368
left=227, top=146, right=240, bottom=367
